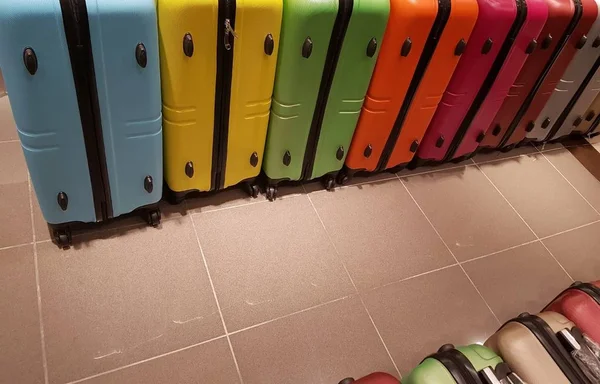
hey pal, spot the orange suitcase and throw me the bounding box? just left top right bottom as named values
left=343, top=0, right=478, bottom=178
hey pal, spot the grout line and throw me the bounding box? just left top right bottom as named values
left=360, top=263, right=459, bottom=295
left=472, top=163, right=574, bottom=282
left=538, top=150, right=600, bottom=216
left=397, top=162, right=477, bottom=179
left=397, top=176, right=502, bottom=326
left=189, top=214, right=244, bottom=384
left=460, top=240, right=540, bottom=265
left=64, top=335, right=228, bottom=384
left=0, top=241, right=34, bottom=252
left=538, top=219, right=600, bottom=240
left=305, top=191, right=402, bottom=379
left=0, top=139, right=20, bottom=144
left=308, top=175, right=400, bottom=194
left=191, top=197, right=270, bottom=215
left=28, top=174, right=49, bottom=384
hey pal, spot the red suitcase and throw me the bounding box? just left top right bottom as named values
left=479, top=0, right=583, bottom=151
left=339, top=373, right=400, bottom=384
left=413, top=0, right=518, bottom=165
left=546, top=281, right=600, bottom=344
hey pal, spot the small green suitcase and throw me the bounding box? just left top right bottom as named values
left=403, top=344, right=522, bottom=383
left=262, top=0, right=389, bottom=200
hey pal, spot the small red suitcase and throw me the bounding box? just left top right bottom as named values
left=339, top=373, right=400, bottom=384
left=546, top=281, right=600, bottom=344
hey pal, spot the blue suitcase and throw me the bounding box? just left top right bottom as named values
left=0, top=0, right=163, bottom=247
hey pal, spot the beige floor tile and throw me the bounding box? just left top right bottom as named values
left=362, top=266, right=499, bottom=376
left=231, top=296, right=397, bottom=384
left=37, top=219, right=223, bottom=384
left=396, top=160, right=475, bottom=178
left=0, top=245, right=44, bottom=384
left=462, top=242, right=572, bottom=322
left=31, top=193, right=50, bottom=242
left=309, top=179, right=454, bottom=291
left=80, top=338, right=239, bottom=384
left=471, top=144, right=538, bottom=164
left=543, top=221, right=600, bottom=282
left=0, top=182, right=32, bottom=248
left=0, top=97, right=18, bottom=142
left=0, top=141, right=27, bottom=185
left=479, top=153, right=599, bottom=237
left=193, top=196, right=355, bottom=332
left=402, top=166, right=535, bottom=261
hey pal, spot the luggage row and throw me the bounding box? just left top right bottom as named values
left=339, top=281, right=600, bottom=384
left=2, top=0, right=600, bottom=246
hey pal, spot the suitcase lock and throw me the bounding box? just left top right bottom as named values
left=576, top=35, right=588, bottom=50
left=336, top=146, right=344, bottom=161
left=573, top=117, right=583, bottom=127
left=525, top=39, right=537, bottom=54
left=481, top=38, right=493, bottom=55
left=135, top=43, right=147, bottom=68
left=144, top=176, right=154, bottom=193
left=492, top=125, right=501, bottom=136
left=525, top=121, right=535, bottom=132
left=476, top=132, right=485, bottom=143
left=409, top=140, right=419, bottom=153
left=401, top=38, right=412, bottom=57
left=541, top=34, right=552, bottom=50
left=57, top=192, right=68, bottom=211
left=363, top=144, right=373, bottom=158
left=454, top=39, right=466, bottom=56
left=224, top=19, right=238, bottom=51
left=23, top=47, right=38, bottom=75
left=435, top=136, right=445, bottom=148
left=183, top=33, right=194, bottom=57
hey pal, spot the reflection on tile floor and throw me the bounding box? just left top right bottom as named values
left=2, top=94, right=600, bottom=383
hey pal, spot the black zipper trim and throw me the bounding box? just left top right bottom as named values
left=376, top=0, right=451, bottom=172
left=431, top=348, right=481, bottom=384
left=573, top=282, right=600, bottom=305
left=60, top=0, right=113, bottom=220
left=300, top=0, right=353, bottom=180
left=512, top=314, right=591, bottom=383
left=443, top=0, right=527, bottom=161
left=212, top=0, right=236, bottom=190
left=547, top=55, right=600, bottom=140
left=499, top=0, right=583, bottom=148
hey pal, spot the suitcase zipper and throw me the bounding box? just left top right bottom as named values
left=431, top=347, right=483, bottom=384
left=499, top=0, right=584, bottom=148
left=512, top=314, right=592, bottom=383
left=443, top=0, right=528, bottom=162
left=59, top=0, right=113, bottom=221
left=212, top=0, right=236, bottom=190
left=376, top=0, right=452, bottom=172
left=300, top=0, right=353, bottom=181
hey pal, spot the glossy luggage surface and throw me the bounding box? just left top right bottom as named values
left=559, top=64, right=600, bottom=137
left=527, top=0, right=600, bottom=142
left=0, top=0, right=162, bottom=227
left=159, top=0, right=283, bottom=198
left=415, top=0, right=517, bottom=163
left=403, top=344, right=515, bottom=383
left=485, top=312, right=595, bottom=384
left=338, top=373, right=400, bottom=384
left=503, top=0, right=597, bottom=147
left=479, top=0, right=580, bottom=150
left=452, top=0, right=548, bottom=159
left=383, top=0, right=479, bottom=170
left=344, top=0, right=438, bottom=174
left=263, top=0, right=389, bottom=194
left=547, top=281, right=600, bottom=344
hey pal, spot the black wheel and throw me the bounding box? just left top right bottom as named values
left=500, top=144, right=516, bottom=153
left=323, top=176, right=335, bottom=191
left=338, top=379, right=355, bottom=384
left=53, top=228, right=72, bottom=249
left=336, top=172, right=349, bottom=186
left=246, top=183, right=260, bottom=198
left=167, top=193, right=185, bottom=205
left=147, top=209, right=162, bottom=227
left=266, top=186, right=277, bottom=202
left=438, top=343, right=455, bottom=353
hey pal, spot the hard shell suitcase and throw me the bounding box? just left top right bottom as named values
left=159, top=0, right=283, bottom=202
left=343, top=0, right=439, bottom=175
left=559, top=64, right=600, bottom=137
left=485, top=312, right=595, bottom=384
left=500, top=0, right=597, bottom=148
left=576, top=91, right=600, bottom=133
left=452, top=0, right=548, bottom=160
left=547, top=281, right=600, bottom=344
left=0, top=0, right=163, bottom=247
left=413, top=0, right=518, bottom=164
left=338, top=373, right=400, bottom=384
left=380, top=0, right=479, bottom=171
left=262, top=0, right=389, bottom=199
left=527, top=0, right=600, bottom=142
left=403, top=344, right=519, bottom=384
left=479, top=0, right=583, bottom=150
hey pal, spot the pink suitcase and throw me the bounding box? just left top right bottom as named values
left=413, top=0, right=518, bottom=165
left=452, top=0, right=548, bottom=160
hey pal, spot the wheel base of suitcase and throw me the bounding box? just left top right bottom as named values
left=164, top=178, right=261, bottom=205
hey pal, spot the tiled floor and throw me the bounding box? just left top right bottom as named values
left=2, top=93, right=600, bottom=384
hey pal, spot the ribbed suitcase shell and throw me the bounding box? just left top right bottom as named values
left=504, top=0, right=597, bottom=146
left=159, top=0, right=282, bottom=194
left=559, top=65, right=600, bottom=136
left=344, top=0, right=438, bottom=173
left=262, top=0, right=389, bottom=185
left=576, top=89, right=600, bottom=133
left=527, top=0, right=600, bottom=141
left=452, top=0, right=548, bottom=159
left=0, top=0, right=162, bottom=225
left=547, top=282, right=600, bottom=344
left=415, top=0, right=517, bottom=163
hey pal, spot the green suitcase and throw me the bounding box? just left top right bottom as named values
left=403, top=344, right=523, bottom=383
left=262, top=0, right=389, bottom=200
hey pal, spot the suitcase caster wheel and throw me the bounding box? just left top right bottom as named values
left=146, top=209, right=162, bottom=227
left=266, top=186, right=277, bottom=202
left=53, top=229, right=72, bottom=249
left=323, top=176, right=335, bottom=191
left=336, top=172, right=349, bottom=186
left=500, top=144, right=516, bottom=153
left=438, top=344, right=455, bottom=353
left=338, top=378, right=355, bottom=384
left=246, top=183, right=260, bottom=198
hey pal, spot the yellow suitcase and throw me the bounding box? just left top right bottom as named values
left=158, top=0, right=282, bottom=202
